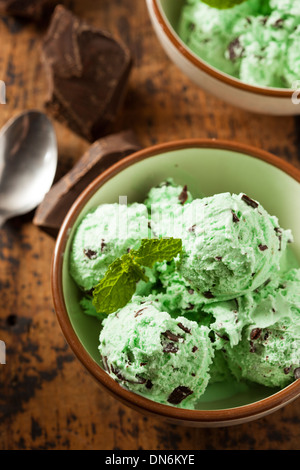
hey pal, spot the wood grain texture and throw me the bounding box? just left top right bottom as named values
left=0, top=0, right=300, bottom=451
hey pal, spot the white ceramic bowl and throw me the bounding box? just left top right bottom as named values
left=52, top=139, right=300, bottom=427
left=146, top=0, right=300, bottom=115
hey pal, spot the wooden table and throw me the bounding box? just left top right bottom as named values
left=0, top=0, right=300, bottom=451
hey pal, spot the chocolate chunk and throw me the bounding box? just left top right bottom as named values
left=228, top=37, right=244, bottom=61
left=41, top=5, right=133, bottom=142
left=188, top=224, right=196, bottom=233
left=33, top=130, right=141, bottom=234
left=215, top=332, right=229, bottom=341
left=215, top=256, right=222, bottom=261
left=178, top=185, right=188, bottom=205
left=250, top=328, right=262, bottom=341
left=110, top=365, right=146, bottom=385
left=241, top=194, right=258, bottom=209
left=203, top=291, right=214, bottom=299
left=264, top=331, right=270, bottom=341
left=167, top=386, right=193, bottom=405
left=162, top=330, right=183, bottom=342
left=162, top=343, right=179, bottom=354
left=294, top=368, right=300, bottom=380
left=191, top=346, right=198, bottom=353
left=232, top=211, right=240, bottom=223
left=258, top=244, right=268, bottom=251
left=185, top=303, right=195, bottom=311
left=284, top=366, right=292, bottom=375
left=273, top=18, right=284, bottom=28
left=145, top=380, right=153, bottom=389
left=134, top=308, right=146, bottom=318
left=0, top=0, right=59, bottom=22
left=274, top=227, right=282, bottom=251
left=83, top=248, right=97, bottom=260
left=177, top=322, right=191, bottom=334
left=102, top=355, right=110, bottom=373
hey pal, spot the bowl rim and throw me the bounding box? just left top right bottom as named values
left=51, top=138, right=300, bottom=424
left=150, top=0, right=294, bottom=98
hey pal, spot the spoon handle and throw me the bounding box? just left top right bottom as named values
left=0, top=213, right=7, bottom=228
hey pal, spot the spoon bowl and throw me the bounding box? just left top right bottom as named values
left=0, top=110, right=57, bottom=226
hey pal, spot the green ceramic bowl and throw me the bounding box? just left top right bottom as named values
left=52, top=139, right=300, bottom=427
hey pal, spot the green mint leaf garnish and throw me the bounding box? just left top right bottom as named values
left=132, top=238, right=183, bottom=268
left=92, top=238, right=182, bottom=315
left=92, top=254, right=145, bottom=315
left=201, top=0, right=246, bottom=9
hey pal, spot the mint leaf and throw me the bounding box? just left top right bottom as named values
left=92, top=254, right=145, bottom=315
left=132, top=238, right=182, bottom=268
left=201, top=0, right=246, bottom=9
left=92, top=238, right=182, bottom=315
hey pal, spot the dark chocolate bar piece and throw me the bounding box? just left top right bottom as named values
left=0, top=0, right=59, bottom=21
left=33, top=130, right=142, bottom=235
left=41, top=5, right=133, bottom=142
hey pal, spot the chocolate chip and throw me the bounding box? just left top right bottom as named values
left=188, top=289, right=194, bottom=294
left=264, top=331, right=269, bottom=341
left=228, top=37, right=244, bottom=61
left=232, top=211, right=239, bottom=223
left=100, top=239, right=106, bottom=252
left=215, top=256, right=222, bottom=261
left=83, top=248, right=97, bottom=259
left=215, top=332, right=229, bottom=341
left=188, top=224, right=196, bottom=233
left=192, top=346, right=198, bottom=353
left=249, top=341, right=256, bottom=353
left=110, top=365, right=146, bottom=384
left=250, top=328, right=262, bottom=340
left=241, top=194, right=258, bottom=208
left=167, top=386, right=193, bottom=405
left=203, top=291, right=214, bottom=299
left=273, top=18, right=284, bottom=28
left=178, top=185, right=188, bottom=205
left=294, top=368, right=300, bottom=380
left=102, top=356, right=110, bottom=373
left=284, top=366, right=292, bottom=375
left=140, top=362, right=147, bottom=366
left=134, top=308, right=146, bottom=317
left=177, top=322, right=191, bottom=334
left=258, top=244, right=268, bottom=251
left=162, top=343, right=179, bottom=354
left=274, top=227, right=282, bottom=251
left=185, top=303, right=195, bottom=311
left=145, top=380, right=153, bottom=389
left=162, top=330, right=183, bottom=342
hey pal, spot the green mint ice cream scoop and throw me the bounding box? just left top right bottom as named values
left=99, top=300, right=214, bottom=408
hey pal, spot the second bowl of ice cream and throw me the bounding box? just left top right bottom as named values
left=146, top=0, right=300, bottom=115
left=52, top=139, right=300, bottom=427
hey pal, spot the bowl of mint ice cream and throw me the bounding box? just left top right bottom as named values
left=52, top=139, right=300, bottom=427
left=146, top=0, right=300, bottom=115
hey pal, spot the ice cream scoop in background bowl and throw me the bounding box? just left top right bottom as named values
left=146, top=0, right=300, bottom=116
left=51, top=139, right=300, bottom=427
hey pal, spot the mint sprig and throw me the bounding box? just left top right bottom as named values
left=201, top=0, right=246, bottom=9
left=92, top=238, right=182, bottom=315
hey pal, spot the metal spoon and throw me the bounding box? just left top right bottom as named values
left=0, top=110, right=57, bottom=227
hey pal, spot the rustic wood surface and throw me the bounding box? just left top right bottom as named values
left=0, top=0, right=300, bottom=451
